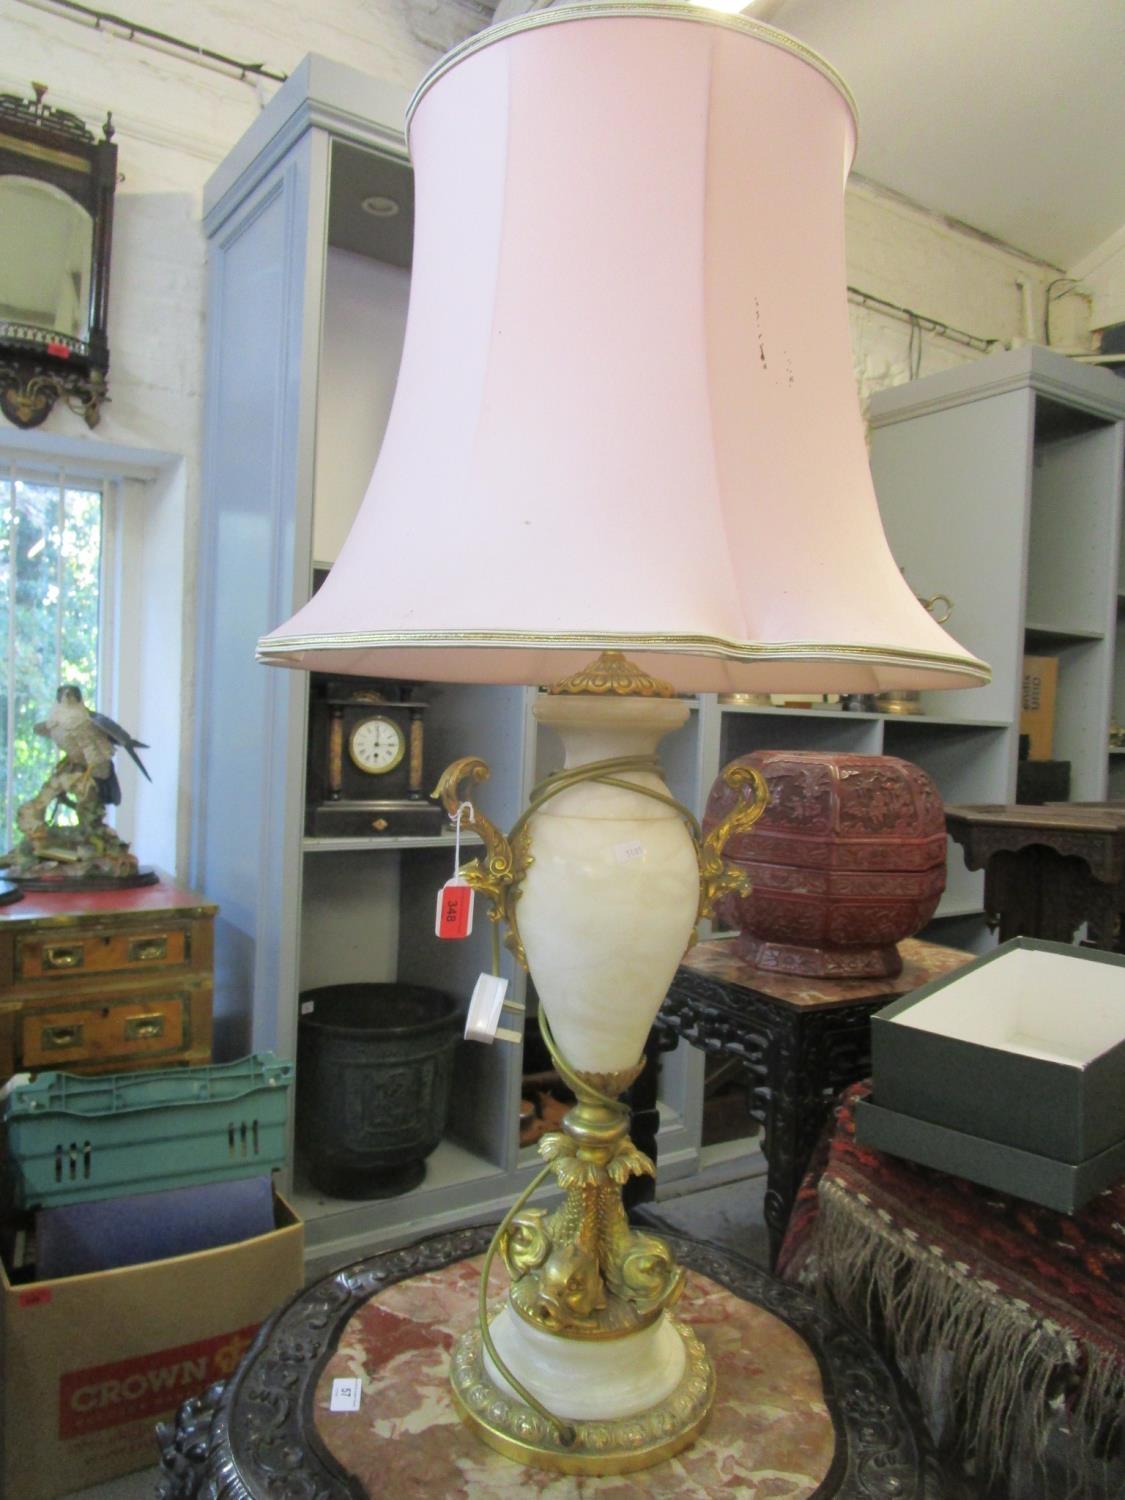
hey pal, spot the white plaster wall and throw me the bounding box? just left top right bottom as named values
left=0, top=0, right=1091, bottom=879
left=846, top=177, right=1091, bottom=404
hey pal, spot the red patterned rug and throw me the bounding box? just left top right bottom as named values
left=778, top=1080, right=1125, bottom=1495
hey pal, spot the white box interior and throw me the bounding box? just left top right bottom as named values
left=890, top=948, right=1125, bottom=1067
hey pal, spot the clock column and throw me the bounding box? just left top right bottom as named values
left=409, top=706, right=425, bottom=800
left=327, top=704, right=345, bottom=801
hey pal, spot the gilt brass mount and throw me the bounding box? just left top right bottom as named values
left=433, top=756, right=532, bottom=969
left=450, top=1313, right=714, bottom=1475
left=501, top=1064, right=683, bottom=1341
left=697, top=761, right=769, bottom=920
left=547, top=649, right=675, bottom=698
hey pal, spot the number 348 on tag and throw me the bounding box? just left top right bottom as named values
left=435, top=879, right=474, bottom=939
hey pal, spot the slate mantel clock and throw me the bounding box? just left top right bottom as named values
left=305, top=677, right=444, bottom=838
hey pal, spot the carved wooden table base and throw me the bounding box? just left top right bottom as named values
left=654, top=937, right=974, bottom=1267
left=155, top=1223, right=946, bottom=1499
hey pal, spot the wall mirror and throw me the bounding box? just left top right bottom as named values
left=0, top=84, right=117, bottom=429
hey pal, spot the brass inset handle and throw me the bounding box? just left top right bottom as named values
left=125, top=1013, right=165, bottom=1040
left=371, top=817, right=389, bottom=832
left=42, top=1022, right=84, bottom=1049
left=129, top=937, right=168, bottom=962
left=917, top=591, right=953, bottom=624
left=44, top=944, right=84, bottom=970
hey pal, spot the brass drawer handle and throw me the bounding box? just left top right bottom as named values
left=42, top=1023, right=84, bottom=1050
left=44, top=944, right=84, bottom=970
left=125, top=1013, right=165, bottom=1041
left=129, top=937, right=168, bottom=963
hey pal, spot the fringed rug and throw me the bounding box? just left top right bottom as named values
left=778, top=1080, right=1125, bottom=1496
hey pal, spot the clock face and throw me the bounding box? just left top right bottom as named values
left=348, top=715, right=406, bottom=776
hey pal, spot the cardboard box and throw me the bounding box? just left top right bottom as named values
left=871, top=939, right=1125, bottom=1163
left=1020, top=654, right=1058, bottom=759
left=855, top=1097, right=1125, bottom=1213
left=0, top=1192, right=303, bottom=1500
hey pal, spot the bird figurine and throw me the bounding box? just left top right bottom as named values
left=36, top=684, right=151, bottom=807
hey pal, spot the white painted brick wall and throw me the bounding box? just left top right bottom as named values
left=0, top=0, right=1090, bottom=870
left=1072, top=226, right=1125, bottom=333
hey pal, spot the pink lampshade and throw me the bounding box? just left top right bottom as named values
left=259, top=5, right=988, bottom=696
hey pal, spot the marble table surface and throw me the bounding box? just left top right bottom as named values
left=316, top=1254, right=834, bottom=1497
left=156, top=1224, right=943, bottom=1499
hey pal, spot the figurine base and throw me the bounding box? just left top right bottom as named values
left=7, top=866, right=158, bottom=892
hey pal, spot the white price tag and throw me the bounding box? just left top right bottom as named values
left=329, top=1377, right=362, bottom=1412
left=300, top=1001, right=315, bottom=1016
left=465, top=972, right=510, bottom=1043
left=615, top=839, right=647, bottom=865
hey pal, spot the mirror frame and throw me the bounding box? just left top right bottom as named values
left=0, top=84, right=117, bottom=429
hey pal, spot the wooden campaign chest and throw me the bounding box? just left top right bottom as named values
left=0, top=876, right=216, bottom=1081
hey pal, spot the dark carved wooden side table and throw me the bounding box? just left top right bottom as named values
left=654, top=937, right=973, bottom=1268
left=156, top=1223, right=950, bottom=1499
left=945, top=802, right=1125, bottom=948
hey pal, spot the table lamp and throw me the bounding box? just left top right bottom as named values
left=259, top=1, right=988, bottom=1475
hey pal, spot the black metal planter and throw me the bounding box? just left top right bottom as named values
left=296, top=984, right=461, bottom=1199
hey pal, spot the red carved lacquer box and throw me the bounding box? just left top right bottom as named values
left=704, top=751, right=947, bottom=978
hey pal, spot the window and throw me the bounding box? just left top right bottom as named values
left=0, top=468, right=104, bottom=848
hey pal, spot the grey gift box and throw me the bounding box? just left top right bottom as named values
left=858, top=937, right=1125, bottom=1211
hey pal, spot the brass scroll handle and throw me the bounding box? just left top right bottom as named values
left=698, top=764, right=770, bottom=921
left=125, top=1014, right=165, bottom=1040
left=42, top=1023, right=84, bottom=1049
left=433, top=756, right=529, bottom=970
left=44, top=944, right=84, bottom=970
left=129, top=937, right=168, bottom=962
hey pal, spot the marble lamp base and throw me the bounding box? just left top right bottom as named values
left=451, top=1304, right=714, bottom=1474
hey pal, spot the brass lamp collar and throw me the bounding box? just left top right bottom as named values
left=548, top=651, right=675, bottom=698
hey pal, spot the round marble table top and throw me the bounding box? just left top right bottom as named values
left=156, top=1225, right=933, bottom=1499
left=315, top=1254, right=833, bottom=1497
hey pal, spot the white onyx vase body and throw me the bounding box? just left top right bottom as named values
left=517, top=694, right=699, bottom=1075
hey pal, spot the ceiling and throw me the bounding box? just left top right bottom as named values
left=753, top=0, right=1125, bottom=269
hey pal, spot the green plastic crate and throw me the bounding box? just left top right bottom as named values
left=0, top=1053, right=293, bottom=1209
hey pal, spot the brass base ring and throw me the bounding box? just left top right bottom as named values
left=449, top=1313, right=714, bottom=1475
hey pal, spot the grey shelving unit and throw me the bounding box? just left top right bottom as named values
left=192, top=56, right=706, bottom=1274
left=681, top=351, right=1125, bottom=957
left=867, top=347, right=1125, bottom=945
